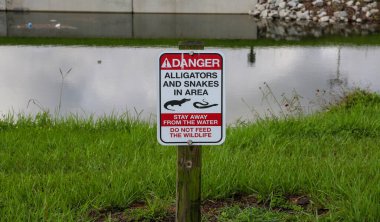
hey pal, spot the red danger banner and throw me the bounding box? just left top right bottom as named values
left=160, top=53, right=223, bottom=70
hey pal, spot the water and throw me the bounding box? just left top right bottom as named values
left=0, top=12, right=257, bottom=39
left=1, top=46, right=379, bottom=123
left=1, top=12, right=379, bottom=39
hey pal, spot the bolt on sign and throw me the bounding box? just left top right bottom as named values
left=158, top=51, right=225, bottom=145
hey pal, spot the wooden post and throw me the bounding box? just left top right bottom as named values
left=176, top=41, right=204, bottom=222
left=176, top=145, right=202, bottom=222
left=178, top=41, right=205, bottom=50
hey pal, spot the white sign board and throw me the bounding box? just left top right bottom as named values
left=158, top=51, right=225, bottom=146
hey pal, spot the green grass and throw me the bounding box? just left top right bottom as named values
left=0, top=90, right=380, bottom=221
left=1, top=33, right=380, bottom=47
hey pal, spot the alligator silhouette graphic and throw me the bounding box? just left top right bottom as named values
left=193, top=99, right=218, bottom=109
left=164, top=98, right=191, bottom=111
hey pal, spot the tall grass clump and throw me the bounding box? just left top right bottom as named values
left=201, top=89, right=380, bottom=221
left=0, top=89, right=379, bottom=221
left=0, top=111, right=174, bottom=221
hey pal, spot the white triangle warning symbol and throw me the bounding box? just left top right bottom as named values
left=162, top=58, right=172, bottom=68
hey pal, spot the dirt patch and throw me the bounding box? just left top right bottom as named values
left=89, top=206, right=129, bottom=222
left=201, top=194, right=259, bottom=222
left=89, top=193, right=328, bottom=222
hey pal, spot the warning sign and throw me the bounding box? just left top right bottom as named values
left=158, top=51, right=225, bottom=146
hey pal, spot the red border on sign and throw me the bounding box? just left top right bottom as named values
left=158, top=52, right=224, bottom=145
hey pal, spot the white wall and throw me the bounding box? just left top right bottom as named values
left=0, top=0, right=6, bottom=11
left=134, top=0, right=255, bottom=14
left=0, top=12, right=6, bottom=36
left=4, top=0, right=255, bottom=14
left=7, top=0, right=132, bottom=12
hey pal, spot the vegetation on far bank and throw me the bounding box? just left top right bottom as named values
left=1, top=33, right=380, bottom=47
left=0, top=89, right=379, bottom=221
